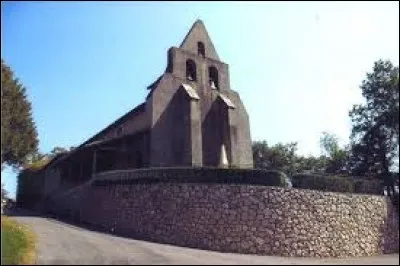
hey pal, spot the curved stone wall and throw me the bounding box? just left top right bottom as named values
left=49, top=173, right=399, bottom=258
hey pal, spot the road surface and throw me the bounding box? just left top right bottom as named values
left=10, top=214, right=399, bottom=265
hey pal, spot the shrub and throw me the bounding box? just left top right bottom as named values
left=94, top=168, right=290, bottom=188
left=16, top=169, right=45, bottom=209
left=291, top=174, right=385, bottom=195
left=291, top=174, right=354, bottom=193
left=353, top=178, right=383, bottom=195
left=244, top=169, right=290, bottom=187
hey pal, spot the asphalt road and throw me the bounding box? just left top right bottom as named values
left=10, top=214, right=399, bottom=265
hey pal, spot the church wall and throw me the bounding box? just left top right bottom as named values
left=149, top=75, right=194, bottom=167
left=223, top=90, right=253, bottom=168
left=169, top=47, right=231, bottom=92
left=201, top=97, right=230, bottom=167
left=164, top=46, right=251, bottom=168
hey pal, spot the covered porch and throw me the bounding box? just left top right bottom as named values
left=55, top=131, right=149, bottom=190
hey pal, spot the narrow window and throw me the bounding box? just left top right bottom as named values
left=198, top=42, right=205, bottom=57
left=186, top=59, right=197, bottom=81
left=209, top=66, right=219, bottom=89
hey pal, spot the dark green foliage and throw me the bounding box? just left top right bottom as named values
left=94, top=167, right=291, bottom=188
left=253, top=138, right=349, bottom=176
left=291, top=173, right=383, bottom=195
left=49, top=147, right=69, bottom=157
left=1, top=59, right=39, bottom=169
left=352, top=178, right=383, bottom=195
left=252, top=141, right=299, bottom=176
left=320, top=132, right=349, bottom=174
left=16, top=168, right=45, bottom=209
left=349, top=59, right=399, bottom=176
left=291, top=174, right=354, bottom=193
left=294, top=155, right=327, bottom=174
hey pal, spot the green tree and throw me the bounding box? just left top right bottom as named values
left=253, top=141, right=331, bottom=175
left=252, top=141, right=269, bottom=169
left=319, top=132, right=348, bottom=174
left=49, top=146, right=68, bottom=157
left=1, top=59, right=39, bottom=169
left=320, top=132, right=340, bottom=157
left=252, top=141, right=298, bottom=175
left=294, top=155, right=327, bottom=174
left=348, top=60, right=399, bottom=176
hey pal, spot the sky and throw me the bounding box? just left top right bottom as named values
left=1, top=1, right=399, bottom=199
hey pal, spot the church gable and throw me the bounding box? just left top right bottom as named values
left=179, top=19, right=220, bottom=61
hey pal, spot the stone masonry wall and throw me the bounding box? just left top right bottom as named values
left=49, top=175, right=399, bottom=258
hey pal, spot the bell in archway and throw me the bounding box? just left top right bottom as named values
left=210, top=80, right=217, bottom=89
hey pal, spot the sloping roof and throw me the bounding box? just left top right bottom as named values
left=218, top=93, right=236, bottom=109
left=180, top=83, right=200, bottom=100
left=146, top=75, right=165, bottom=100
left=47, top=102, right=146, bottom=168
left=40, top=153, right=68, bottom=172
left=23, top=152, right=68, bottom=173
left=79, top=102, right=146, bottom=148
left=147, top=75, right=163, bottom=90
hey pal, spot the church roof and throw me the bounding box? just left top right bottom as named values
left=147, top=75, right=163, bottom=90
left=79, top=102, right=146, bottom=147
left=47, top=102, right=146, bottom=168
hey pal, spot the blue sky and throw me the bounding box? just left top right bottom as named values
left=1, top=1, right=399, bottom=199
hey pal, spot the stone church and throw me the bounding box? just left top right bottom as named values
left=42, top=20, right=253, bottom=195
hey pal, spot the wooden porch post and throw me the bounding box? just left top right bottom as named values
left=92, top=149, right=97, bottom=177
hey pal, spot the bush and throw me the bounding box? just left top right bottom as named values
left=291, top=174, right=384, bottom=195
left=244, top=170, right=290, bottom=187
left=293, top=175, right=354, bottom=193
left=291, top=174, right=354, bottom=193
left=94, top=168, right=290, bottom=188
left=353, top=178, right=382, bottom=195
left=16, top=169, right=45, bottom=209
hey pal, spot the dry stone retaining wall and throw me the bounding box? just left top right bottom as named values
left=49, top=172, right=399, bottom=258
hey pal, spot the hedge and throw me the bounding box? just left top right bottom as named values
left=353, top=178, right=382, bottom=195
left=93, top=167, right=291, bottom=188
left=16, top=168, right=45, bottom=209
left=291, top=174, right=383, bottom=195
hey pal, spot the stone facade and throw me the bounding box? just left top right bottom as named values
left=39, top=20, right=253, bottom=201
left=48, top=171, right=399, bottom=258
left=74, top=19, right=254, bottom=169
left=147, top=19, right=253, bottom=168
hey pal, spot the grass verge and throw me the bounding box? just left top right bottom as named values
left=1, top=215, right=36, bottom=265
